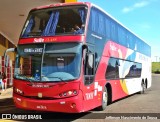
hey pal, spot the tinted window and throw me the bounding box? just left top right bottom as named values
left=125, top=62, right=142, bottom=78
left=98, top=13, right=105, bottom=36
left=105, top=58, right=119, bottom=79
left=90, top=8, right=97, bottom=32
left=89, top=7, right=107, bottom=37
left=110, top=21, right=117, bottom=42
left=118, top=26, right=127, bottom=46
left=106, top=58, right=142, bottom=80
left=128, top=33, right=135, bottom=49
left=105, top=17, right=111, bottom=38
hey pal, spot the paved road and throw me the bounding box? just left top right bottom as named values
left=0, top=74, right=160, bottom=122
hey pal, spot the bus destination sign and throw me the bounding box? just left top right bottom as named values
left=24, top=48, right=43, bottom=53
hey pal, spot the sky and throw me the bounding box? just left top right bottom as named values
left=78, top=0, right=160, bottom=62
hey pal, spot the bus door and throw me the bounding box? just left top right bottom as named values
left=82, top=47, right=96, bottom=110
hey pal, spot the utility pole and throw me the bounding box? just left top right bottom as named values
left=155, top=56, right=158, bottom=62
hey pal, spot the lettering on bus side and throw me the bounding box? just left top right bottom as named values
left=36, top=105, right=47, bottom=109
left=34, top=38, right=44, bottom=43
left=110, top=42, right=117, bottom=51
left=45, top=38, right=57, bottom=42
left=31, top=84, right=50, bottom=88
left=139, top=53, right=148, bottom=61
left=85, top=92, right=94, bottom=100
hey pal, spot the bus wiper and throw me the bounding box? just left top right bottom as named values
left=47, top=76, right=64, bottom=81
left=16, top=74, right=34, bottom=85
left=25, top=76, right=34, bottom=85
left=47, top=76, right=68, bottom=84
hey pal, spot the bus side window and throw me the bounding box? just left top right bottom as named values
left=105, top=58, right=120, bottom=79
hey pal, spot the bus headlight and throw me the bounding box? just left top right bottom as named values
left=59, top=90, right=78, bottom=98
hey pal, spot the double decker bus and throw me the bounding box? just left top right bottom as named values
left=11, top=2, right=151, bottom=113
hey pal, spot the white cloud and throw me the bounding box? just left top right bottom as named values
left=134, top=1, right=149, bottom=8
left=122, top=7, right=133, bottom=13
left=122, top=1, right=150, bottom=13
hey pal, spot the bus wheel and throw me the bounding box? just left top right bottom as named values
left=97, top=87, right=108, bottom=111
left=140, top=81, right=146, bottom=94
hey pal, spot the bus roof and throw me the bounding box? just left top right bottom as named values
left=31, top=2, right=91, bottom=11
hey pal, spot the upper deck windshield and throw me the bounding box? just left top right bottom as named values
left=14, top=43, right=82, bottom=82
left=21, top=5, right=87, bottom=38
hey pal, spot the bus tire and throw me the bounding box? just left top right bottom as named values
left=97, top=87, right=108, bottom=111
left=140, top=81, right=146, bottom=94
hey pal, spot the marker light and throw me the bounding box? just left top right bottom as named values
left=59, top=90, right=78, bottom=98
left=14, top=87, right=24, bottom=95
left=71, top=103, right=76, bottom=108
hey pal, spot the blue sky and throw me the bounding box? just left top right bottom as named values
left=78, top=0, right=160, bottom=62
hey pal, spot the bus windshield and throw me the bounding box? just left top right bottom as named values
left=21, top=5, right=87, bottom=37
left=14, top=43, right=82, bottom=82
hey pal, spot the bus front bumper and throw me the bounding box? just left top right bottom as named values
left=13, top=92, right=84, bottom=113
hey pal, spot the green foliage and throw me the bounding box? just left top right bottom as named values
left=152, top=62, right=160, bottom=74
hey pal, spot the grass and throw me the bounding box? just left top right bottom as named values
left=152, top=62, right=160, bottom=74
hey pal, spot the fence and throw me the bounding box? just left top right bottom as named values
left=0, top=56, right=14, bottom=86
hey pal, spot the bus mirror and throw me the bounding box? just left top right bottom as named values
left=82, top=44, right=88, bottom=61
left=5, top=55, right=9, bottom=67
left=87, top=53, right=94, bottom=68
left=83, top=49, right=87, bottom=62
left=4, top=48, right=16, bottom=67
